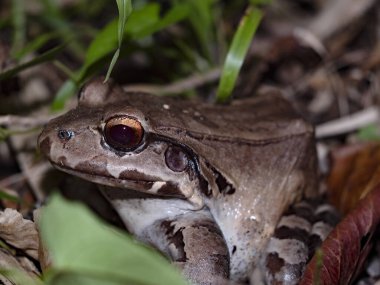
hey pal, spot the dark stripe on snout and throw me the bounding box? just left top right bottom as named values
left=156, top=181, right=186, bottom=198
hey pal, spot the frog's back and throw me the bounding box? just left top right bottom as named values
left=124, top=90, right=313, bottom=143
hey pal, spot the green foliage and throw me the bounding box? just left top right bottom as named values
left=216, top=5, right=262, bottom=102
left=39, top=194, right=187, bottom=285
left=0, top=194, right=189, bottom=285
left=0, top=0, right=268, bottom=107
left=78, top=2, right=190, bottom=84
left=0, top=2, right=271, bottom=284
left=181, top=0, right=216, bottom=62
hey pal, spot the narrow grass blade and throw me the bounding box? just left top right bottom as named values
left=216, top=5, right=263, bottom=103
left=0, top=44, right=65, bottom=81
left=104, top=0, right=133, bottom=82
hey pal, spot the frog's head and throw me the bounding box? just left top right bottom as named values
left=38, top=78, right=205, bottom=208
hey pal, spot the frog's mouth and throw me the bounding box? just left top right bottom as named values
left=53, top=164, right=187, bottom=199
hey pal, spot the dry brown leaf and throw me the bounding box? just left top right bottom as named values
left=327, top=142, right=380, bottom=214
left=0, top=208, right=39, bottom=260
left=299, top=182, right=380, bottom=285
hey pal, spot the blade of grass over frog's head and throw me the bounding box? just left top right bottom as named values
left=78, top=3, right=189, bottom=84
left=77, top=3, right=159, bottom=83
left=104, top=0, right=133, bottom=82
left=77, top=19, right=118, bottom=83
left=216, top=5, right=263, bottom=103
left=116, top=0, right=133, bottom=45
left=39, top=194, right=188, bottom=285
left=0, top=44, right=66, bottom=81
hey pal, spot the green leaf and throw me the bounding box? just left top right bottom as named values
left=77, top=20, right=118, bottom=82
left=51, top=80, right=77, bottom=111
left=216, top=5, right=263, bottom=103
left=39, top=194, right=187, bottom=285
left=0, top=44, right=65, bottom=81
left=116, top=0, right=133, bottom=45
left=127, top=3, right=189, bottom=39
left=78, top=3, right=189, bottom=83
left=104, top=0, right=133, bottom=82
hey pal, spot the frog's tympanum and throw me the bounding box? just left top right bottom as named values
left=38, top=78, right=334, bottom=284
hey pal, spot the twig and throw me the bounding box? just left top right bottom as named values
left=0, top=115, right=54, bottom=128
left=315, top=107, right=380, bottom=138
left=0, top=173, right=26, bottom=188
left=309, top=0, right=377, bottom=41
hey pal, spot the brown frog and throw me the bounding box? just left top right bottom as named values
left=38, top=78, right=331, bottom=284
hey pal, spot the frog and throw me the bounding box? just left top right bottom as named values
left=38, top=78, right=330, bottom=284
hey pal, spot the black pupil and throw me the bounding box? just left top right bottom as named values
left=108, top=124, right=139, bottom=148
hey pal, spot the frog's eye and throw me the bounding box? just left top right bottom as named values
left=104, top=116, right=144, bottom=151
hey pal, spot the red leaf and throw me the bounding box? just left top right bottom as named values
left=299, top=183, right=380, bottom=285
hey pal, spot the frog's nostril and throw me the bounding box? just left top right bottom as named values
left=57, top=129, right=74, bottom=141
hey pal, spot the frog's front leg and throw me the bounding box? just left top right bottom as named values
left=146, top=210, right=230, bottom=285
left=101, top=188, right=229, bottom=285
